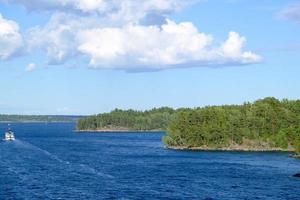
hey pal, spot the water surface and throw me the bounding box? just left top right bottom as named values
left=0, top=123, right=299, bottom=199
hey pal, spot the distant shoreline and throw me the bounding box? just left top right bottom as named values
left=76, top=129, right=164, bottom=133
left=165, top=145, right=294, bottom=152
left=0, top=121, right=75, bottom=123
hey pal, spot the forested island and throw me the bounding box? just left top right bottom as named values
left=0, top=115, right=82, bottom=123
left=164, top=97, right=300, bottom=154
left=77, top=97, right=300, bottom=154
left=77, top=107, right=176, bottom=131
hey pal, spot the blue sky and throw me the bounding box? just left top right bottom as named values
left=0, top=0, right=300, bottom=115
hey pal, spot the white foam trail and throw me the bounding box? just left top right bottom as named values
left=14, top=140, right=70, bottom=165
left=15, top=139, right=114, bottom=179
left=79, top=163, right=114, bottom=179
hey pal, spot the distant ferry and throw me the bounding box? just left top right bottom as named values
left=3, top=128, right=15, bottom=141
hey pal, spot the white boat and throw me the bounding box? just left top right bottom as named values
left=4, top=130, right=15, bottom=141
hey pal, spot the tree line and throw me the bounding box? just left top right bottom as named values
left=163, top=97, right=300, bottom=153
left=76, top=107, right=176, bottom=131
left=77, top=97, right=300, bottom=153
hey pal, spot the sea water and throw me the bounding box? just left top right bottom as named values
left=0, top=123, right=300, bottom=199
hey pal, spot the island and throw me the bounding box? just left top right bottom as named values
left=76, top=107, right=176, bottom=132
left=77, top=97, right=300, bottom=155
left=163, top=97, right=300, bottom=155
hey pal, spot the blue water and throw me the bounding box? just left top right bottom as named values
left=0, top=123, right=300, bottom=200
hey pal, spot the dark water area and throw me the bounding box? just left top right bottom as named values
left=0, top=123, right=299, bottom=199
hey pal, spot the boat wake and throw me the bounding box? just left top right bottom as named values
left=79, top=163, right=115, bottom=179
left=14, top=140, right=70, bottom=165
left=13, top=139, right=114, bottom=179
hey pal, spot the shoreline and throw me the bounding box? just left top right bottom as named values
left=0, top=121, right=75, bottom=123
left=75, top=129, right=164, bottom=133
left=293, top=154, right=300, bottom=158
left=165, top=145, right=294, bottom=152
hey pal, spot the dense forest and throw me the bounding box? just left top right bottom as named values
left=0, top=115, right=82, bottom=122
left=163, top=97, right=300, bottom=153
left=77, top=107, right=176, bottom=131
left=77, top=97, right=300, bottom=153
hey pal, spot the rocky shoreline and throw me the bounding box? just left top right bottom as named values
left=293, top=154, right=300, bottom=158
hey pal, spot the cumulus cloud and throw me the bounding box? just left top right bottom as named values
left=1, top=0, right=191, bottom=24
left=1, top=0, right=104, bottom=11
left=25, top=62, right=36, bottom=72
left=77, top=22, right=262, bottom=69
left=28, top=14, right=261, bottom=70
left=27, top=13, right=88, bottom=64
left=0, top=13, right=23, bottom=60
left=1, top=0, right=262, bottom=71
left=280, top=1, right=300, bottom=24
left=220, top=32, right=261, bottom=64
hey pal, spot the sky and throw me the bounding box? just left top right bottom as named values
left=0, top=0, right=300, bottom=115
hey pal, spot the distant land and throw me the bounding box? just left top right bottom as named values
left=77, top=97, right=300, bottom=156
left=76, top=107, right=176, bottom=132
left=0, top=115, right=84, bottom=123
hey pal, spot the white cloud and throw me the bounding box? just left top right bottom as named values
left=280, top=2, right=300, bottom=24
left=106, top=0, right=192, bottom=25
left=2, top=0, right=262, bottom=71
left=27, top=13, right=87, bottom=64
left=1, top=0, right=191, bottom=24
left=3, top=0, right=108, bottom=12
left=0, top=13, right=23, bottom=60
left=220, top=31, right=261, bottom=64
left=76, top=20, right=261, bottom=70
left=25, top=62, right=36, bottom=72
left=28, top=15, right=261, bottom=70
